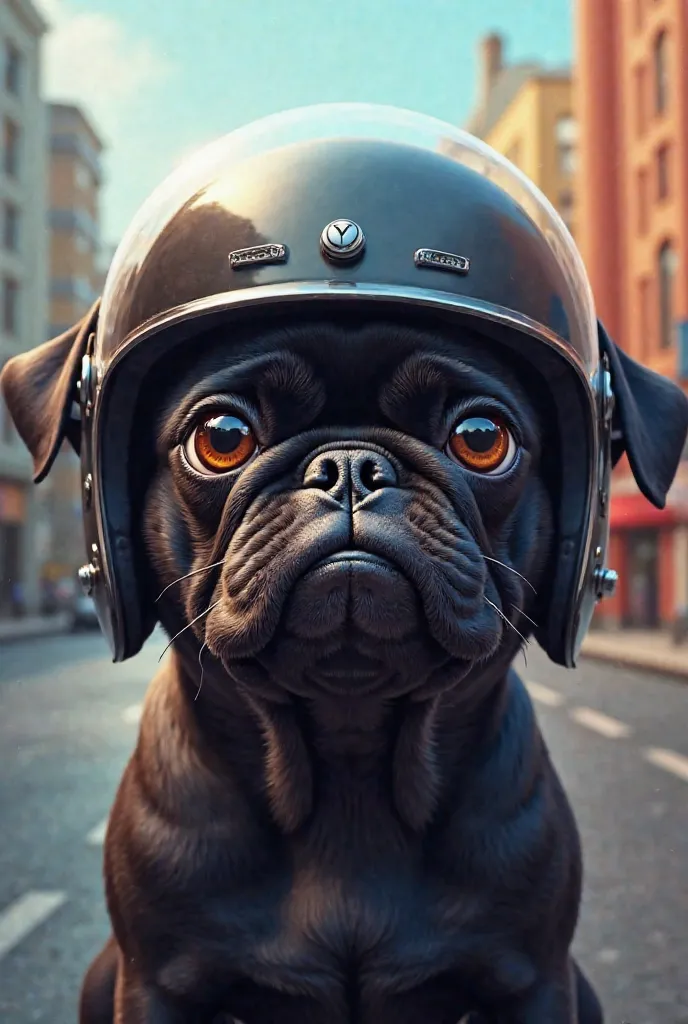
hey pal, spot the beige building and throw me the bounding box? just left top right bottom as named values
left=0, top=0, right=48, bottom=618
left=465, top=34, right=577, bottom=237
left=41, top=102, right=104, bottom=590
left=48, top=104, right=103, bottom=337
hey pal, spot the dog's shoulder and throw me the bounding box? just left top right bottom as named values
left=480, top=665, right=542, bottom=790
left=106, top=661, right=270, bottom=891
left=435, top=667, right=557, bottom=848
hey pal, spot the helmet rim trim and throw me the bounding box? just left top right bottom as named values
left=97, top=280, right=596, bottom=388
left=86, top=280, right=602, bottom=664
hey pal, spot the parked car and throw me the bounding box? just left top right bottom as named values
left=70, top=593, right=99, bottom=631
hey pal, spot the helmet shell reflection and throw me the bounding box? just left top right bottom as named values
left=81, top=103, right=604, bottom=667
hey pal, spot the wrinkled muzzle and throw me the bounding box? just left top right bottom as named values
left=196, top=439, right=512, bottom=681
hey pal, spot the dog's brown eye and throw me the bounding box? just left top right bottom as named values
left=447, top=415, right=516, bottom=475
left=186, top=414, right=257, bottom=474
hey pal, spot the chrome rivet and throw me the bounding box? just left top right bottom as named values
left=594, top=363, right=615, bottom=422
left=79, top=354, right=93, bottom=419
left=78, top=562, right=98, bottom=596
left=594, top=566, right=618, bottom=598
left=320, top=219, right=366, bottom=263
left=83, top=473, right=93, bottom=509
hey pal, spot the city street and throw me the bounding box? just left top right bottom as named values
left=0, top=632, right=686, bottom=1024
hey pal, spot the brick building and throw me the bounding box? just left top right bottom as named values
left=576, top=0, right=688, bottom=629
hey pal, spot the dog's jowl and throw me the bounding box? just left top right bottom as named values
left=2, top=105, right=687, bottom=1024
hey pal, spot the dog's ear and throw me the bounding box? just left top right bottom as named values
left=0, top=300, right=99, bottom=484
left=599, top=321, right=688, bottom=508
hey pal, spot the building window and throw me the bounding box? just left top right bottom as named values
left=654, top=31, right=669, bottom=114
left=3, top=202, right=19, bottom=252
left=658, top=240, right=677, bottom=348
left=637, top=167, right=649, bottom=234
left=75, top=163, right=91, bottom=190
left=558, top=189, right=574, bottom=233
left=5, top=41, right=22, bottom=95
left=635, top=64, right=647, bottom=136
left=656, top=143, right=670, bottom=199
left=625, top=529, right=660, bottom=629
left=3, top=118, right=20, bottom=178
left=555, top=115, right=577, bottom=175
left=51, top=275, right=96, bottom=305
left=2, top=276, right=19, bottom=335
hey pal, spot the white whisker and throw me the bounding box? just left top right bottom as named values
left=512, top=604, right=538, bottom=629
left=484, top=597, right=529, bottom=648
left=155, top=560, right=224, bottom=602
left=158, top=601, right=221, bottom=662
left=195, top=642, right=208, bottom=702
left=483, top=556, right=537, bottom=594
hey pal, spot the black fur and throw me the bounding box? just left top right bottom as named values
left=2, top=314, right=687, bottom=1024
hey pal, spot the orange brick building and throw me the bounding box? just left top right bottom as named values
left=576, top=0, right=688, bottom=629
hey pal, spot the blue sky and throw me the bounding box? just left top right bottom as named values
left=38, top=0, right=573, bottom=246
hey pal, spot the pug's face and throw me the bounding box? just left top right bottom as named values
left=145, top=318, right=552, bottom=699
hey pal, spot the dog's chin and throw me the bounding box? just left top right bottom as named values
left=205, top=552, right=496, bottom=699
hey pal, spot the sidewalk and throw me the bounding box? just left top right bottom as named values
left=581, top=629, right=688, bottom=680
left=0, top=613, right=71, bottom=644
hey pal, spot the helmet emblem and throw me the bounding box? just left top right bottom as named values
left=414, top=248, right=470, bottom=275
left=229, top=243, right=288, bottom=270
left=320, top=219, right=366, bottom=263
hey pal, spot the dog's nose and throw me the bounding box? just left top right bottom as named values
left=303, top=449, right=398, bottom=505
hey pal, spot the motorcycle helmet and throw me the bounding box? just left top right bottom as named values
left=9, top=104, right=685, bottom=665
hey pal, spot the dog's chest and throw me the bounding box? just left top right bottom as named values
left=227, top=803, right=463, bottom=983
left=173, top=858, right=491, bottom=1009
left=149, top=787, right=542, bottom=1020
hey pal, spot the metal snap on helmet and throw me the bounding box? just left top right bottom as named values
left=77, top=102, right=616, bottom=666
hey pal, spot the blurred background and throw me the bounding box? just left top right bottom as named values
left=2, top=0, right=688, bottom=667
left=0, top=1, right=686, bottom=1022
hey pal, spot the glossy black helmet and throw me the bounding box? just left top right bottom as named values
left=6, top=104, right=685, bottom=664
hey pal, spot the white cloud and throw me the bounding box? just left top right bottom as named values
left=36, top=0, right=174, bottom=144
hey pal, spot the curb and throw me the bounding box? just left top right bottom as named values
left=580, top=644, right=688, bottom=682
left=0, top=614, right=71, bottom=645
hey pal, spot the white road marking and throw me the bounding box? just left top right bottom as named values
left=0, top=891, right=67, bottom=961
left=525, top=681, right=565, bottom=707
left=569, top=706, right=632, bottom=739
left=121, top=703, right=142, bottom=724
left=86, top=817, right=109, bottom=846
left=644, top=746, right=688, bottom=783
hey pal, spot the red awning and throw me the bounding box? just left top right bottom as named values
left=610, top=493, right=681, bottom=529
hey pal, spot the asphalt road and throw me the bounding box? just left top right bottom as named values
left=0, top=630, right=686, bottom=1024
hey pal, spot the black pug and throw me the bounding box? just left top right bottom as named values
left=6, top=313, right=677, bottom=1024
